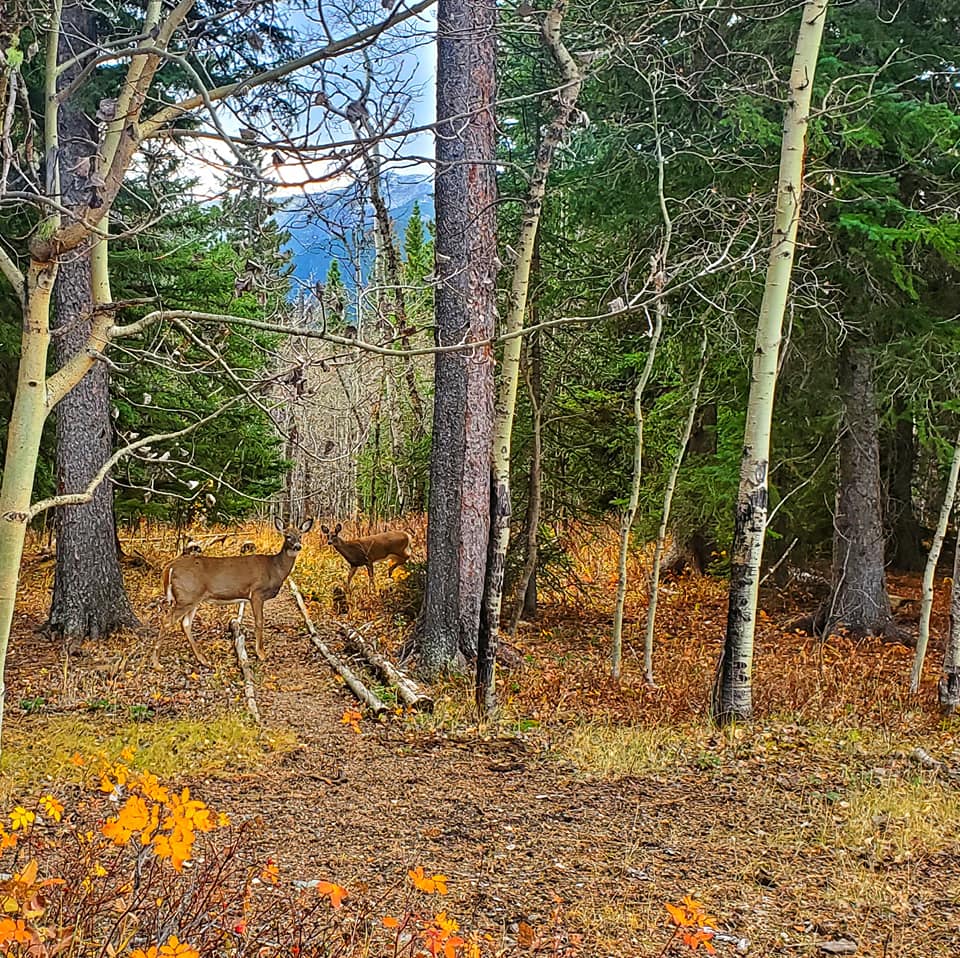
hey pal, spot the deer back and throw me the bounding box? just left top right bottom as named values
left=324, top=527, right=409, bottom=567
left=165, top=519, right=313, bottom=604
left=165, top=552, right=292, bottom=604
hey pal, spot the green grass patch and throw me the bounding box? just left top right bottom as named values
left=0, top=712, right=296, bottom=800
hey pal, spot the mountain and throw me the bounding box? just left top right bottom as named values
left=279, top=173, right=434, bottom=291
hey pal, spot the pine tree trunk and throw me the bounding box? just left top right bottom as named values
left=939, top=541, right=960, bottom=714
left=420, top=0, right=497, bottom=672
left=47, top=1, right=137, bottom=641
left=711, top=0, right=829, bottom=724
left=827, top=336, right=892, bottom=638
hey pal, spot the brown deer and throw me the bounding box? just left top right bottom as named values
left=321, top=523, right=411, bottom=589
left=159, top=517, right=313, bottom=668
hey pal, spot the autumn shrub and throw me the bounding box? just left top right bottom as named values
left=0, top=753, right=497, bottom=958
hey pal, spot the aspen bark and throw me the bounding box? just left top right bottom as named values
left=0, top=263, right=58, bottom=744
left=475, top=0, right=581, bottom=714
left=911, top=430, right=960, bottom=693
left=610, top=315, right=662, bottom=680
left=610, top=76, right=671, bottom=681
left=508, top=327, right=543, bottom=636
left=711, top=0, right=829, bottom=724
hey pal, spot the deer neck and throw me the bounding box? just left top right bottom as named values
left=332, top=539, right=354, bottom=563
left=271, top=545, right=298, bottom=584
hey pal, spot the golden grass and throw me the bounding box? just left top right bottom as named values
left=0, top=712, right=297, bottom=802
left=556, top=720, right=710, bottom=776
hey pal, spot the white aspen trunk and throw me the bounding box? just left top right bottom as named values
left=475, top=0, right=582, bottom=714
left=643, top=331, right=708, bottom=685
left=711, top=0, right=829, bottom=724
left=611, top=75, right=671, bottom=681
left=911, top=430, right=960, bottom=693
left=0, top=263, right=58, bottom=744
left=610, top=315, right=663, bottom=680
left=940, top=542, right=960, bottom=714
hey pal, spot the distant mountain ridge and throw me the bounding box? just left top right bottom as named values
left=280, top=173, right=434, bottom=291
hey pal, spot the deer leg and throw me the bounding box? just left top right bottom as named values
left=251, top=594, right=266, bottom=660
left=366, top=563, right=375, bottom=587
left=180, top=608, right=212, bottom=670
left=346, top=565, right=358, bottom=590
left=152, top=607, right=176, bottom=670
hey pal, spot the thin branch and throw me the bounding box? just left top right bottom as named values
left=27, top=393, right=247, bottom=518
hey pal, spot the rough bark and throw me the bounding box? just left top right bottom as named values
left=419, top=0, right=498, bottom=672
left=711, top=0, right=829, bottom=724
left=882, top=404, right=925, bottom=571
left=47, top=0, right=138, bottom=641
left=476, top=0, right=581, bottom=714
left=940, top=541, right=960, bottom=714
left=826, top=337, right=893, bottom=638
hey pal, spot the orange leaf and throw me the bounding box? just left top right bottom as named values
left=316, top=881, right=348, bottom=909
left=382, top=916, right=400, bottom=929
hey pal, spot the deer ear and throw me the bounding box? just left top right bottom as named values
left=273, top=516, right=284, bottom=533
left=334, top=523, right=342, bottom=534
left=320, top=524, right=330, bottom=535
left=300, top=518, right=314, bottom=533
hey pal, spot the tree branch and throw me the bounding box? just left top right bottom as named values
left=27, top=393, right=247, bottom=519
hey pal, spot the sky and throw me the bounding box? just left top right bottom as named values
left=189, top=2, right=438, bottom=199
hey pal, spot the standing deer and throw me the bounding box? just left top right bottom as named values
left=321, top=523, right=411, bottom=589
left=160, top=517, right=313, bottom=668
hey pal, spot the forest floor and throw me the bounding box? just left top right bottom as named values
left=4, top=520, right=960, bottom=957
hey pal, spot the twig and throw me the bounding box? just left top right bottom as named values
left=229, top=604, right=261, bottom=724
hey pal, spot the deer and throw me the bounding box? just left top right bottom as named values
left=321, top=523, right=411, bottom=589
left=159, top=517, right=313, bottom=668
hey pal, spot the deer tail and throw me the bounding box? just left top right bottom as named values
left=162, top=564, right=174, bottom=605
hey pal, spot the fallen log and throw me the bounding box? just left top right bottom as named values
left=288, top=579, right=387, bottom=716
left=229, top=604, right=261, bottom=724
left=338, top=623, right=433, bottom=712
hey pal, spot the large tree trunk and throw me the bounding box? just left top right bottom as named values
left=419, top=0, right=497, bottom=672
left=882, top=401, right=925, bottom=571
left=826, top=336, right=892, bottom=638
left=47, top=1, right=137, bottom=641
left=710, top=0, right=829, bottom=724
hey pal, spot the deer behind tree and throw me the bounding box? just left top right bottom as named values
left=321, top=523, right=411, bottom=588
